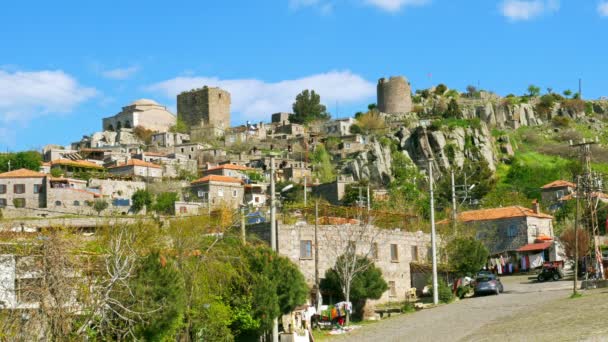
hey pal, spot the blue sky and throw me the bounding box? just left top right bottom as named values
left=1, top=0, right=608, bottom=150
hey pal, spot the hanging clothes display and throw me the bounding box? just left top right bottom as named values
left=530, top=252, right=545, bottom=268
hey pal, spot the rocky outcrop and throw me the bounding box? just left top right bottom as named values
left=396, top=122, right=496, bottom=176
left=343, top=138, right=393, bottom=185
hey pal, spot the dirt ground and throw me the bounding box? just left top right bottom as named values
left=329, top=275, right=590, bottom=341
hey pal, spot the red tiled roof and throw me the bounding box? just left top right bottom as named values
left=205, top=164, right=253, bottom=172
left=191, top=175, right=243, bottom=185
left=108, top=159, right=162, bottom=169
left=0, top=168, right=46, bottom=178
left=517, top=241, right=553, bottom=252
left=455, top=206, right=553, bottom=222
left=541, top=180, right=576, bottom=189
left=51, top=159, right=104, bottom=170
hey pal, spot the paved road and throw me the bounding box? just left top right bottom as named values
left=335, top=275, right=573, bottom=342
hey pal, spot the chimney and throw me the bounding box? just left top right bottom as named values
left=532, top=199, right=540, bottom=214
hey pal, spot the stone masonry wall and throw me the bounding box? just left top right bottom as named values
left=177, top=87, right=231, bottom=130
left=377, top=76, right=412, bottom=114
left=249, top=222, right=432, bottom=306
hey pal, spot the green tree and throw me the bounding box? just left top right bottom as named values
left=527, top=84, right=541, bottom=97
left=563, top=89, right=573, bottom=98
left=320, top=256, right=388, bottom=320
left=312, top=144, right=335, bottom=183
left=435, top=84, right=448, bottom=95
left=131, top=189, right=153, bottom=213
left=169, top=117, right=189, bottom=134
left=446, top=237, right=489, bottom=277
left=50, top=167, right=63, bottom=178
left=130, top=252, right=186, bottom=340
left=153, top=192, right=179, bottom=215
left=92, top=199, right=109, bottom=216
left=436, top=160, right=496, bottom=208
left=444, top=98, right=462, bottom=118
left=290, top=89, right=330, bottom=124
left=356, top=110, right=386, bottom=135
left=0, top=151, right=42, bottom=173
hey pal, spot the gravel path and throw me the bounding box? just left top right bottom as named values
left=333, top=275, right=573, bottom=342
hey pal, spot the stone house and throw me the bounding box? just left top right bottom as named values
left=46, top=159, right=105, bottom=177
left=312, top=176, right=355, bottom=205
left=336, top=134, right=367, bottom=158
left=323, top=118, right=356, bottom=137
left=174, top=201, right=205, bottom=216
left=272, top=122, right=306, bottom=139
left=88, top=179, right=146, bottom=209
left=540, top=180, right=576, bottom=209
left=244, top=183, right=267, bottom=207
left=107, top=159, right=163, bottom=179
left=225, top=123, right=267, bottom=146
left=190, top=175, right=244, bottom=209
left=102, top=99, right=176, bottom=132
left=452, top=203, right=554, bottom=256
left=0, top=169, right=48, bottom=210
left=249, top=221, right=432, bottom=307
left=134, top=152, right=197, bottom=178
left=271, top=112, right=291, bottom=124
left=151, top=132, right=190, bottom=147
left=202, top=164, right=255, bottom=181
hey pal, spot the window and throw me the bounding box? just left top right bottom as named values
left=0, top=184, right=6, bottom=194
left=0, top=199, right=6, bottom=208
left=255, top=196, right=260, bottom=203
left=507, top=224, right=518, bottom=238
left=181, top=148, right=185, bottom=153
left=180, top=206, right=187, bottom=214
left=390, top=244, right=399, bottom=262
left=371, top=242, right=379, bottom=260
left=218, top=189, right=224, bottom=197
left=13, top=198, right=26, bottom=208
left=190, top=147, right=194, bottom=152
left=389, top=281, right=397, bottom=297
left=300, top=240, right=313, bottom=259
left=14, top=184, right=25, bottom=194
left=528, top=224, right=538, bottom=237
left=33, top=184, right=42, bottom=194
left=411, top=246, right=419, bottom=262
left=73, top=200, right=80, bottom=206
left=55, top=201, right=62, bottom=206
left=232, top=190, right=238, bottom=198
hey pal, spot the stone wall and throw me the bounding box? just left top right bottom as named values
left=249, top=222, right=432, bottom=306
left=177, top=87, right=231, bottom=130
left=377, top=76, right=412, bottom=114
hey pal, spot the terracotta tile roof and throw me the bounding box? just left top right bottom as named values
left=456, top=206, right=553, bottom=222
left=108, top=159, right=162, bottom=169
left=205, top=164, right=253, bottom=172
left=191, top=175, right=244, bottom=185
left=51, top=159, right=104, bottom=170
left=0, top=168, right=46, bottom=178
left=541, top=180, right=576, bottom=189
left=517, top=241, right=553, bottom=252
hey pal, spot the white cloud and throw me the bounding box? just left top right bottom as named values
left=101, top=66, right=140, bottom=80
left=364, top=0, right=430, bottom=12
left=289, top=0, right=333, bottom=14
left=0, top=69, right=97, bottom=125
left=147, top=71, right=375, bottom=121
left=500, top=0, right=559, bottom=21
left=598, top=2, right=608, bottom=16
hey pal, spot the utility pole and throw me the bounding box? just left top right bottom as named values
left=314, top=200, right=321, bottom=312
left=573, top=175, right=580, bottom=295
left=429, top=159, right=439, bottom=305
left=571, top=138, right=604, bottom=280
left=269, top=155, right=278, bottom=342
left=451, top=169, right=457, bottom=232
left=304, top=175, right=307, bottom=207
left=366, top=185, right=371, bottom=212
left=241, top=206, right=246, bottom=245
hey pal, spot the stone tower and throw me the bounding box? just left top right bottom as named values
left=377, top=76, right=412, bottom=114
left=177, top=86, right=231, bottom=130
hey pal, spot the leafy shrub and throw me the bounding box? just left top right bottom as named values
left=429, top=278, right=454, bottom=304
left=402, top=301, right=416, bottom=313
left=561, top=99, right=585, bottom=113
left=551, top=116, right=572, bottom=127
left=456, top=285, right=471, bottom=299
left=435, top=84, right=448, bottom=95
